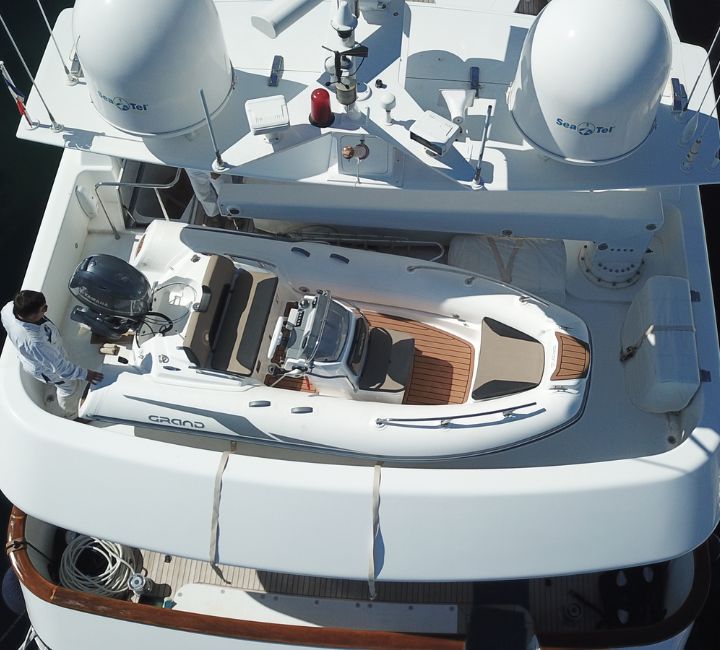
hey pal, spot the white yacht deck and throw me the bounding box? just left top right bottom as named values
left=57, top=226, right=672, bottom=470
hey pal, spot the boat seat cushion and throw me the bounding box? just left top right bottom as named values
left=359, top=327, right=415, bottom=399
left=473, top=318, right=544, bottom=400
left=212, top=269, right=278, bottom=375
left=184, top=255, right=236, bottom=368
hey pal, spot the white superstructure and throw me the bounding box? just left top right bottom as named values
left=1, top=1, right=719, bottom=648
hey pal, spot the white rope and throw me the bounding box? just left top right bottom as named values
left=59, top=535, right=138, bottom=598
left=209, top=451, right=232, bottom=584
left=367, top=462, right=382, bottom=600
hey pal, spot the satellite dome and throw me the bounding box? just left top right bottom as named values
left=73, top=0, right=233, bottom=137
left=509, top=0, right=671, bottom=165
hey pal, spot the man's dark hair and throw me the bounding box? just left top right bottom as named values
left=13, top=290, right=46, bottom=319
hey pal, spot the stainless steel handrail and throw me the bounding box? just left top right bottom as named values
left=293, top=233, right=446, bottom=263
left=375, top=401, right=537, bottom=428
left=405, top=264, right=550, bottom=305
left=94, top=168, right=183, bottom=239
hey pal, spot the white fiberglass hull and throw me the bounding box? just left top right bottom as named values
left=79, top=222, right=590, bottom=460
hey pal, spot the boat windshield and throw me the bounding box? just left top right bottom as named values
left=313, top=301, right=350, bottom=362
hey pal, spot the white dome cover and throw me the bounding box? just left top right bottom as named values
left=510, top=0, right=671, bottom=164
left=73, top=0, right=233, bottom=137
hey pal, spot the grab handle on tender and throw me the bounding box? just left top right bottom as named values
left=267, top=317, right=287, bottom=360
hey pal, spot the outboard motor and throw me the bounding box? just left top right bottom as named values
left=69, top=255, right=152, bottom=340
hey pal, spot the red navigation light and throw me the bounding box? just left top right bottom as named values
left=309, top=88, right=334, bottom=128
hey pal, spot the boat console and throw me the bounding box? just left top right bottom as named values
left=269, top=291, right=369, bottom=396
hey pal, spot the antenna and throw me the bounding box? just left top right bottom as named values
left=697, top=89, right=720, bottom=140
left=681, top=83, right=720, bottom=170
left=199, top=88, right=228, bottom=172
left=0, top=61, right=37, bottom=129
left=680, top=57, right=720, bottom=145
left=683, top=24, right=720, bottom=112
left=322, top=43, right=368, bottom=112
left=0, top=11, right=62, bottom=132
left=709, top=148, right=720, bottom=170
left=33, top=0, right=77, bottom=85
left=472, top=105, right=493, bottom=188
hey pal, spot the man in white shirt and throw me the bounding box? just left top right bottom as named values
left=1, top=290, right=103, bottom=419
left=185, top=168, right=221, bottom=218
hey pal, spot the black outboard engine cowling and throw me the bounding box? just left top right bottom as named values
left=69, top=254, right=152, bottom=340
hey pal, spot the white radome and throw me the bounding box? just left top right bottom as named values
left=72, top=0, right=233, bottom=137
left=510, top=0, right=672, bottom=164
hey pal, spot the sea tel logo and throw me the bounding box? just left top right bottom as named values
left=556, top=118, right=614, bottom=135
left=97, top=90, right=149, bottom=112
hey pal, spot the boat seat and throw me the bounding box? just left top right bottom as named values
left=183, top=255, right=236, bottom=368
left=183, top=255, right=278, bottom=375
left=358, top=327, right=415, bottom=404
left=472, top=318, right=544, bottom=400
left=211, top=268, right=278, bottom=375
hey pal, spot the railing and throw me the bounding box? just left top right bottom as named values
left=375, top=401, right=537, bottom=428
left=94, top=168, right=184, bottom=239
left=292, top=232, right=446, bottom=263
left=405, top=264, right=550, bottom=306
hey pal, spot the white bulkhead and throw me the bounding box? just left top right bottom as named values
left=72, top=0, right=233, bottom=136
left=509, top=0, right=672, bottom=164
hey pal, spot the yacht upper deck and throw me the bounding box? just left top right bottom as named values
left=16, top=0, right=720, bottom=192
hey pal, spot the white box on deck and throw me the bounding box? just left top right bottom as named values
left=621, top=276, right=700, bottom=413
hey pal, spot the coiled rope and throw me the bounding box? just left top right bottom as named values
left=59, top=535, right=139, bottom=598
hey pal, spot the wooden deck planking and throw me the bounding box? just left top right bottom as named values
left=363, top=312, right=473, bottom=405
left=141, top=550, right=475, bottom=605
left=551, top=332, right=590, bottom=381
left=264, top=311, right=475, bottom=405
left=263, top=374, right=315, bottom=391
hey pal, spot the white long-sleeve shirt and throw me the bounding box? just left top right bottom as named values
left=186, top=168, right=220, bottom=217
left=1, top=301, right=85, bottom=383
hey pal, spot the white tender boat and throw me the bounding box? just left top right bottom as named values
left=77, top=220, right=590, bottom=460
left=1, top=0, right=719, bottom=648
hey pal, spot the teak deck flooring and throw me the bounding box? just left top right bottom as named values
left=264, top=313, right=474, bottom=405
left=140, top=550, right=474, bottom=607
left=364, top=312, right=474, bottom=406
left=138, top=549, right=608, bottom=636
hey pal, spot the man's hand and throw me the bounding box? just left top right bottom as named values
left=86, top=369, right=104, bottom=384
